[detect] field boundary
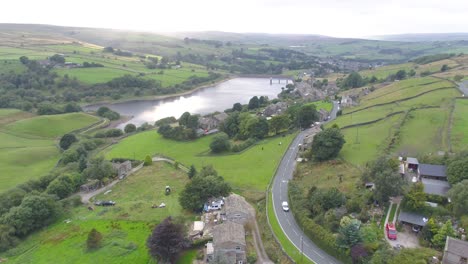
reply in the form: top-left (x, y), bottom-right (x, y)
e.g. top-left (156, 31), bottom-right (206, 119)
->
top-left (344, 86), bottom-right (455, 115)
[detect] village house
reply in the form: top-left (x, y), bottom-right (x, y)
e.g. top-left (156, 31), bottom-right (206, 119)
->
top-left (112, 160), bottom-right (132, 179)
top-left (442, 236), bottom-right (468, 264)
top-left (406, 157), bottom-right (419, 172)
top-left (421, 178), bottom-right (451, 197)
top-left (199, 112), bottom-right (229, 131)
top-left (318, 108), bottom-right (329, 121)
top-left (263, 101), bottom-right (288, 117)
top-left (212, 221), bottom-right (246, 264)
top-left (222, 194), bottom-right (252, 225)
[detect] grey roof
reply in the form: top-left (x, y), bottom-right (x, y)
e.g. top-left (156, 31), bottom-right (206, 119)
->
top-left (213, 221), bottom-right (246, 246)
top-left (421, 178), bottom-right (451, 196)
top-left (444, 237), bottom-right (468, 259)
top-left (224, 194), bottom-right (252, 218)
top-left (398, 211), bottom-right (428, 226)
top-left (419, 164), bottom-right (447, 178)
top-left (407, 157), bottom-right (419, 165)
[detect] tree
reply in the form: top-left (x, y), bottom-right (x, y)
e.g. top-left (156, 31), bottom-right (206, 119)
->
top-left (447, 157), bottom-right (468, 184)
top-left (432, 220), bottom-right (455, 249)
top-left (247, 117), bottom-right (269, 139)
top-left (395, 70), bottom-right (407, 80)
top-left (248, 96), bottom-right (259, 109)
top-left (408, 69), bottom-right (416, 77)
top-left (144, 155), bottom-right (153, 166)
top-left (297, 104), bottom-right (318, 128)
top-left (441, 64), bottom-right (449, 72)
top-left (19, 56), bottom-right (29, 65)
top-left (421, 218), bottom-right (438, 241)
top-left (188, 165), bottom-right (197, 179)
top-left (83, 156), bottom-right (116, 183)
top-left (87, 228), bottom-right (103, 250)
top-left (59, 133), bottom-right (77, 150)
top-left (232, 102), bottom-right (242, 112)
top-left (179, 175), bottom-right (231, 211)
top-left (269, 115), bottom-right (290, 135)
top-left (401, 182), bottom-right (426, 212)
top-left (50, 54), bottom-right (65, 64)
top-left (310, 127), bottom-right (345, 161)
top-left (186, 115), bottom-right (199, 130)
top-left (147, 217), bottom-right (186, 262)
top-left (0, 224), bottom-right (19, 252)
top-left (199, 165), bottom-right (218, 177)
top-left (124, 123), bottom-right (136, 133)
top-left (351, 244), bottom-right (368, 264)
top-left (447, 180), bottom-right (468, 216)
top-left (219, 112), bottom-right (240, 138)
top-left (46, 174), bottom-right (77, 199)
top-left (342, 72), bottom-right (365, 89)
top-left (179, 112), bottom-right (191, 126)
top-left (373, 169), bottom-right (405, 203)
top-left (307, 187), bottom-right (346, 215)
top-left (337, 220), bottom-right (362, 249)
top-left (210, 132), bottom-right (231, 153)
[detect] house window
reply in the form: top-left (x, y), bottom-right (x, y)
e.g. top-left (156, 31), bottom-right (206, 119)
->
top-left (235, 246), bottom-right (241, 250)
top-left (460, 257), bottom-right (467, 264)
top-left (238, 261), bottom-right (243, 264)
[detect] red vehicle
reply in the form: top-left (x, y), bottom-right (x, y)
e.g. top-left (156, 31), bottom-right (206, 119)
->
top-left (386, 223), bottom-right (397, 240)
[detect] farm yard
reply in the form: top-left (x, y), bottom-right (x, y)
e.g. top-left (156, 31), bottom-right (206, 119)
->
top-left (1, 163), bottom-right (192, 264)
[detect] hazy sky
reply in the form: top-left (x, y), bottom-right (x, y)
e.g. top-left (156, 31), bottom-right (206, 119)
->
top-left (2, 0), bottom-right (468, 37)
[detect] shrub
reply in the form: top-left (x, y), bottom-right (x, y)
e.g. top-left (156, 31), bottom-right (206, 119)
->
top-left (144, 155), bottom-right (153, 166)
top-left (87, 228), bottom-right (103, 250)
top-left (124, 123), bottom-right (136, 133)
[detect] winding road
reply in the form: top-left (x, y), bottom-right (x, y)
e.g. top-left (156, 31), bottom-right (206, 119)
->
top-left (271, 101), bottom-right (341, 264)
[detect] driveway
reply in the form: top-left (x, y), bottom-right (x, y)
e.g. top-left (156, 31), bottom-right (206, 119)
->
top-left (271, 101), bottom-right (341, 264)
top-left (383, 200), bottom-right (420, 249)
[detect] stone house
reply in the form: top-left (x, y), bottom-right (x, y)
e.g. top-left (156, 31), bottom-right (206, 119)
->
top-left (80, 179), bottom-right (101, 193)
top-left (212, 221), bottom-right (246, 264)
top-left (199, 112), bottom-right (229, 131)
top-left (263, 102), bottom-right (288, 117)
top-left (318, 108), bottom-right (329, 121)
top-left (222, 194), bottom-right (252, 225)
top-left (112, 160), bottom-right (132, 179)
top-left (442, 236), bottom-right (468, 264)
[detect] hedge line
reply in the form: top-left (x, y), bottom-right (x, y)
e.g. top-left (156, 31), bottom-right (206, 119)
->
top-left (288, 182), bottom-right (352, 263)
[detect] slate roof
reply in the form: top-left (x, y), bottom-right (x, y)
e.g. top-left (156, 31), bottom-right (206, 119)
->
top-left (407, 157), bottom-right (419, 165)
top-left (419, 164), bottom-right (447, 178)
top-left (444, 237), bottom-right (468, 259)
top-left (421, 178), bottom-right (451, 196)
top-left (213, 221), bottom-right (246, 246)
top-left (398, 211), bottom-right (428, 226)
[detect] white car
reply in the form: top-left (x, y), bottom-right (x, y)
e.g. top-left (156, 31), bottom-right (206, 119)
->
top-left (282, 201), bottom-right (289, 212)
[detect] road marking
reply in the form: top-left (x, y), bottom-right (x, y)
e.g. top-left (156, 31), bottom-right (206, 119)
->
top-left (293, 229), bottom-right (298, 236)
top-left (312, 249), bottom-right (324, 259)
top-left (286, 218), bottom-right (291, 226)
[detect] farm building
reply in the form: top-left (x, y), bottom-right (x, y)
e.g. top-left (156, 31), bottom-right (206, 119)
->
top-left (398, 210), bottom-right (428, 228)
top-left (421, 178), bottom-right (451, 196)
top-left (406, 157), bottom-right (419, 172)
top-left (442, 237), bottom-right (468, 264)
top-left (212, 221), bottom-right (246, 264)
top-left (112, 160), bottom-right (132, 179)
top-left (418, 164), bottom-right (447, 181)
top-left (222, 194), bottom-right (252, 225)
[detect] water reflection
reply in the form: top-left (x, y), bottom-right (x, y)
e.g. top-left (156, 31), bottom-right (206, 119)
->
top-left (85, 78), bottom-right (288, 128)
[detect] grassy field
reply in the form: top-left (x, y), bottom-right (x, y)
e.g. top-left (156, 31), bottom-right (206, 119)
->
top-left (451, 99), bottom-right (468, 152)
top-left (295, 161), bottom-right (361, 194)
top-left (360, 63), bottom-right (415, 79)
top-left (0, 112), bottom-right (100, 192)
top-left (310, 101), bottom-right (333, 112)
top-left (339, 114), bottom-right (403, 165)
top-left (104, 131), bottom-right (296, 197)
top-left (394, 107), bottom-right (450, 156)
top-left (1, 163), bottom-right (191, 264)
top-left (4, 112), bottom-right (100, 138)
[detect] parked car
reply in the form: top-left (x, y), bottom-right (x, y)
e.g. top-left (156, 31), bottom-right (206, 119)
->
top-left (386, 223), bottom-right (397, 240)
top-left (95, 200), bottom-right (116, 206)
top-left (282, 201), bottom-right (289, 212)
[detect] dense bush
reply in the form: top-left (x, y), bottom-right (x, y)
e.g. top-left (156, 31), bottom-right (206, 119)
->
top-left (209, 132), bottom-right (230, 153)
top-left (231, 138), bottom-right (257, 152)
top-left (96, 107), bottom-right (120, 120)
top-left (95, 128), bottom-right (123, 138)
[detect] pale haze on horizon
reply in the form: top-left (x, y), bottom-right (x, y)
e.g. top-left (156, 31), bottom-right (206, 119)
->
top-left (2, 0), bottom-right (468, 38)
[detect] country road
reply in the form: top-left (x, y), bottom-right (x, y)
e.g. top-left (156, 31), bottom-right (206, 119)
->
top-left (271, 101), bottom-right (341, 264)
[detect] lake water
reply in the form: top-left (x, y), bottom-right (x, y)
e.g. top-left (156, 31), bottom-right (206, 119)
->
top-left (85, 78), bottom-right (289, 129)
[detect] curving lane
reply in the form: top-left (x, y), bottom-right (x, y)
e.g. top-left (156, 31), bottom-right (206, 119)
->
top-left (271, 101), bottom-right (341, 264)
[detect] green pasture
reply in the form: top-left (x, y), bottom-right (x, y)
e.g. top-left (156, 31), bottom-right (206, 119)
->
top-left (78, 163), bottom-right (192, 222)
top-left (339, 114), bottom-right (403, 165)
top-left (4, 112), bottom-right (100, 138)
top-left (104, 131), bottom-right (296, 196)
top-left (310, 101), bottom-right (333, 112)
top-left (394, 107), bottom-right (450, 156)
top-left (360, 63), bottom-right (415, 79)
top-left (450, 99), bottom-right (468, 152)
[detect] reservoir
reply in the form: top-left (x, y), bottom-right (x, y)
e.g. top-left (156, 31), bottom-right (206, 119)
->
top-left (85, 78), bottom-right (288, 128)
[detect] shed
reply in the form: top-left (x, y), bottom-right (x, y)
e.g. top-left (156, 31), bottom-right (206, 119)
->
top-left (442, 236), bottom-right (468, 264)
top-left (407, 157), bottom-right (419, 171)
top-left (206, 242), bottom-right (214, 262)
top-left (419, 164), bottom-right (447, 181)
top-left (398, 211), bottom-right (428, 227)
top-left (421, 178), bottom-right (451, 196)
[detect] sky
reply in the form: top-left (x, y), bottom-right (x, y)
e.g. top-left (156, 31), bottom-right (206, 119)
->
top-left (1, 0), bottom-right (468, 38)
